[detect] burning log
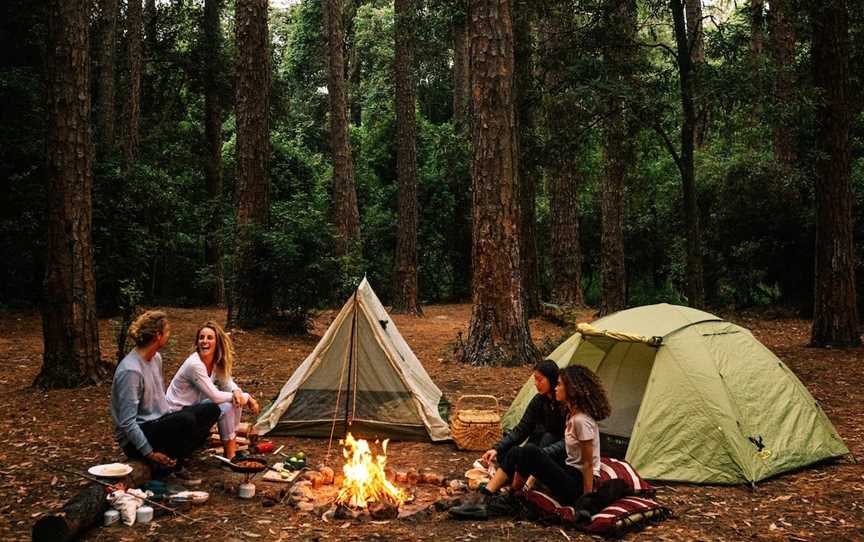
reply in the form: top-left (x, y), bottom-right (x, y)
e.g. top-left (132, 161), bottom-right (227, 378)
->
top-left (336, 433), bottom-right (406, 511)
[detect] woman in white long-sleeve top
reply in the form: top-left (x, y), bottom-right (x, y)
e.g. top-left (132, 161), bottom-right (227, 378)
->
top-left (166, 321), bottom-right (259, 459)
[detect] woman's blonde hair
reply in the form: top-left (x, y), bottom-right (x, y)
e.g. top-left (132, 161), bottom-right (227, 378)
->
top-left (194, 321), bottom-right (235, 381)
top-left (128, 310), bottom-right (168, 347)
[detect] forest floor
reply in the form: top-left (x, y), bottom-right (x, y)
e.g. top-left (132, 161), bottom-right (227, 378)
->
top-left (2, 304), bottom-right (863, 541)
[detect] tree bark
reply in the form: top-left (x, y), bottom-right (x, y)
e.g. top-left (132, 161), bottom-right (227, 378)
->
top-left (685, 0), bottom-right (709, 146)
top-left (324, 0), bottom-right (362, 257)
top-left (513, 0), bottom-right (540, 318)
top-left (685, 0), bottom-right (704, 63)
top-left (751, 0), bottom-right (765, 57)
top-left (462, 0), bottom-right (538, 366)
top-left (543, 7), bottom-right (584, 307)
top-left (671, 0), bottom-right (704, 308)
top-left (392, 0), bottom-right (421, 315)
top-left (450, 4), bottom-right (472, 301)
top-left (346, 0), bottom-right (362, 126)
top-left (37, 0), bottom-right (103, 389)
top-left (548, 168), bottom-right (584, 307)
top-left (95, 0), bottom-right (118, 152)
top-left (452, 7), bottom-right (471, 133)
top-left (810, 0), bottom-right (860, 347)
top-left (124, 0), bottom-right (142, 167)
top-left (768, 0), bottom-right (796, 169)
top-left (599, 0), bottom-right (635, 316)
top-left (230, 0), bottom-right (272, 328)
top-left (204, 0), bottom-right (225, 305)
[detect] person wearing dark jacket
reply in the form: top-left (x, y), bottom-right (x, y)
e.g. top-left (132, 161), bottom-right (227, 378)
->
top-left (480, 360), bottom-right (566, 497)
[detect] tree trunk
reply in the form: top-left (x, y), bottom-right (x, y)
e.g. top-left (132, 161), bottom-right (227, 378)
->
top-left (599, 0), bottom-right (635, 316)
top-left (230, 0), bottom-right (272, 329)
top-left (686, 0), bottom-right (708, 146)
top-left (37, 0), bottom-right (103, 389)
top-left (324, 0), bottom-right (362, 257)
top-left (392, 0), bottom-right (421, 315)
top-left (548, 167), bottom-right (584, 307)
top-left (452, 8), bottom-right (471, 132)
top-left (810, 0), bottom-right (860, 347)
top-left (543, 8), bottom-right (584, 307)
top-left (204, 0), bottom-right (225, 305)
top-left (95, 0), bottom-right (118, 152)
top-left (751, 0), bottom-right (765, 57)
top-left (124, 0), bottom-right (142, 167)
top-left (450, 5), bottom-right (472, 301)
top-left (685, 0), bottom-right (704, 63)
top-left (513, 0), bottom-right (540, 318)
top-left (768, 0), bottom-right (796, 169)
top-left (346, 0), bottom-right (362, 126)
top-left (671, 0), bottom-right (704, 308)
top-left (462, 0), bottom-right (538, 366)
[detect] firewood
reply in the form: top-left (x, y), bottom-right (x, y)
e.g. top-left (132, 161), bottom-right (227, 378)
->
top-left (421, 470), bottom-right (444, 485)
top-left (369, 502), bottom-right (399, 520)
top-left (318, 466), bottom-right (335, 485)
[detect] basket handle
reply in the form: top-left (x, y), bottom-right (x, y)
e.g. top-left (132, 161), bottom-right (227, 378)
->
top-left (455, 394), bottom-right (500, 412)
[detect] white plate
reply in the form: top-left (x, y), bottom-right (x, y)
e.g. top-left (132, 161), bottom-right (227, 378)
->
top-left (169, 490), bottom-right (209, 504)
top-left (88, 463), bottom-right (133, 478)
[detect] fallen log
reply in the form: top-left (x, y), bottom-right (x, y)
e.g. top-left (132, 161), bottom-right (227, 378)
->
top-left (32, 461), bottom-right (152, 542)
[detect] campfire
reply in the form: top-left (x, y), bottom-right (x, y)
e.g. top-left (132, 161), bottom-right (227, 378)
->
top-left (336, 433), bottom-right (406, 511)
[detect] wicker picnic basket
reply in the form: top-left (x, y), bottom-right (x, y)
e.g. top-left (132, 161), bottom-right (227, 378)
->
top-left (451, 394), bottom-right (502, 451)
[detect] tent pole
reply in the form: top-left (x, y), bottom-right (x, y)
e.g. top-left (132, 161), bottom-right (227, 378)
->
top-left (344, 288), bottom-right (359, 436)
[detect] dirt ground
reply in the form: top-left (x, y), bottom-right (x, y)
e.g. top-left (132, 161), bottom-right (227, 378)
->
top-left (2, 304), bottom-right (863, 541)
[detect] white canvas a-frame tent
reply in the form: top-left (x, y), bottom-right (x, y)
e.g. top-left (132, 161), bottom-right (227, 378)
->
top-left (254, 278), bottom-right (451, 441)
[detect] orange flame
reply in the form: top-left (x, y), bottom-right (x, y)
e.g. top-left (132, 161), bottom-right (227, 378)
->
top-left (336, 433), bottom-right (405, 509)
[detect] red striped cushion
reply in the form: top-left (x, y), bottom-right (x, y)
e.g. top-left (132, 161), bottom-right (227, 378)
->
top-left (599, 457), bottom-right (653, 494)
top-left (582, 496), bottom-right (669, 536)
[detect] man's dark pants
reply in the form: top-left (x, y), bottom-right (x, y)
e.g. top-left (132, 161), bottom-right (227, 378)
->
top-left (123, 403), bottom-right (220, 462)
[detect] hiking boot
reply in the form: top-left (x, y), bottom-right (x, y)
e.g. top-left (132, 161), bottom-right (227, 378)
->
top-left (448, 503), bottom-right (489, 520)
top-left (484, 493), bottom-right (519, 518)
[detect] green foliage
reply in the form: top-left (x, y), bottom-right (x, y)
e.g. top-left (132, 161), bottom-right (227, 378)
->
top-left (4, 0), bottom-right (864, 321)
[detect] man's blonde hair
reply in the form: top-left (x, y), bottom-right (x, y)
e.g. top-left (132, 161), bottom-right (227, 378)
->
top-left (128, 310), bottom-right (168, 347)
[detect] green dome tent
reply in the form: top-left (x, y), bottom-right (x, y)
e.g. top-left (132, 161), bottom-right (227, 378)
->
top-left (502, 304), bottom-right (848, 484)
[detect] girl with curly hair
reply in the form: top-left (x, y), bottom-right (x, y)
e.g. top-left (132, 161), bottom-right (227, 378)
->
top-left (507, 365), bottom-right (611, 504)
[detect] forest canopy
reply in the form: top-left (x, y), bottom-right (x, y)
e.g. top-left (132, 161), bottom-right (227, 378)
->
top-left (2, 0), bottom-right (862, 323)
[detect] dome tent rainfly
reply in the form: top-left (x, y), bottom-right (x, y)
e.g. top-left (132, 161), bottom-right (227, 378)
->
top-left (502, 304), bottom-right (849, 484)
top-left (254, 278), bottom-right (451, 441)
